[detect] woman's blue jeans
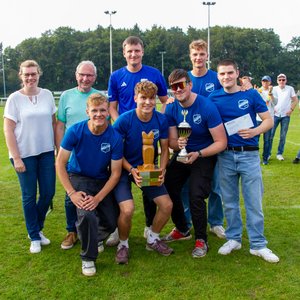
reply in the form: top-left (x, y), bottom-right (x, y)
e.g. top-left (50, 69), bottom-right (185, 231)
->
top-left (12, 151), bottom-right (55, 241)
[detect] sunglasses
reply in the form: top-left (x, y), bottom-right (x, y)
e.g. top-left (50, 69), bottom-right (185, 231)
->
top-left (170, 81), bottom-right (189, 91)
top-left (278, 79), bottom-right (286, 82)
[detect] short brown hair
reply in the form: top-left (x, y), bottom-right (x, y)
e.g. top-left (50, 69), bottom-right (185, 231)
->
top-left (134, 81), bottom-right (158, 99)
top-left (86, 93), bottom-right (109, 108)
top-left (123, 36), bottom-right (144, 49)
top-left (168, 69), bottom-right (190, 85)
top-left (189, 39), bottom-right (208, 52)
top-left (217, 59), bottom-right (239, 71)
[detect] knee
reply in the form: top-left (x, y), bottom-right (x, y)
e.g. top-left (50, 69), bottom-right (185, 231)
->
top-left (119, 204), bottom-right (135, 220)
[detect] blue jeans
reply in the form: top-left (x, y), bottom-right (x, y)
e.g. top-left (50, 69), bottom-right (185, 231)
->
top-left (181, 162), bottom-right (224, 228)
top-left (65, 193), bottom-right (77, 233)
top-left (12, 151), bottom-right (55, 241)
top-left (218, 150), bottom-right (267, 250)
top-left (270, 116), bottom-right (290, 155)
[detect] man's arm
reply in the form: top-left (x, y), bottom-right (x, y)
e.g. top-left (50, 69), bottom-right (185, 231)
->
top-left (109, 101), bottom-right (119, 122)
top-left (168, 126), bottom-right (180, 151)
top-left (158, 95), bottom-right (168, 113)
top-left (288, 95), bottom-right (299, 116)
top-left (55, 120), bottom-right (66, 152)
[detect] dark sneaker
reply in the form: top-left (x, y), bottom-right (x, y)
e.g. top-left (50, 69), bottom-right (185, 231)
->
top-left (61, 232), bottom-right (78, 250)
top-left (192, 239), bottom-right (208, 258)
top-left (162, 228), bottom-right (192, 242)
top-left (115, 245), bottom-right (129, 264)
top-left (293, 157), bottom-right (300, 164)
top-left (146, 239), bottom-right (174, 256)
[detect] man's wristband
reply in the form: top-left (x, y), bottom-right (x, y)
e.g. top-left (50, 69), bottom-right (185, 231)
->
top-left (67, 190), bottom-right (76, 197)
top-left (198, 150), bottom-right (202, 158)
top-left (129, 166), bottom-right (134, 173)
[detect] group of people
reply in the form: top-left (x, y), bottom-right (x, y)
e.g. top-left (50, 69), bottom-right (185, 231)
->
top-left (4, 36), bottom-right (283, 277)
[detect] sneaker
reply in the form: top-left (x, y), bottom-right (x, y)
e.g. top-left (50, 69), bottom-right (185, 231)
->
top-left (267, 155), bottom-right (271, 161)
top-left (250, 248), bottom-right (279, 263)
top-left (192, 239), bottom-right (208, 258)
top-left (276, 154), bottom-right (284, 161)
top-left (115, 245), bottom-right (129, 264)
top-left (82, 261), bottom-right (96, 276)
top-left (293, 157), bottom-right (300, 164)
top-left (162, 228), bottom-right (192, 242)
top-left (106, 228), bottom-right (119, 247)
top-left (218, 240), bottom-right (241, 255)
top-left (98, 241), bottom-right (104, 253)
top-left (144, 226), bottom-right (151, 239)
top-left (39, 231), bottom-right (50, 245)
top-left (146, 239), bottom-right (174, 256)
top-left (210, 225), bottom-right (226, 239)
top-left (262, 160), bottom-right (268, 165)
top-left (30, 241), bottom-right (41, 254)
top-left (61, 232), bottom-right (78, 250)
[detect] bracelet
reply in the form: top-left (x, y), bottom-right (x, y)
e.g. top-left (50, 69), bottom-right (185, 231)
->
top-left (129, 166), bottom-right (134, 173)
top-left (67, 190), bottom-right (76, 197)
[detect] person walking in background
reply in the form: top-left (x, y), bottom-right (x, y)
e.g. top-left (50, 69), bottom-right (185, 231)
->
top-left (106, 36), bottom-right (169, 246)
top-left (56, 93), bottom-right (123, 276)
top-left (210, 59), bottom-right (279, 263)
top-left (3, 60), bottom-right (56, 254)
top-left (163, 69), bottom-right (227, 258)
top-left (269, 73), bottom-right (298, 161)
top-left (55, 61), bottom-right (100, 250)
top-left (255, 75), bottom-right (277, 165)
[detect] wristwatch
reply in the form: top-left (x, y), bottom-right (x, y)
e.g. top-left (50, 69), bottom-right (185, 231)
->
top-left (198, 150), bottom-right (202, 158)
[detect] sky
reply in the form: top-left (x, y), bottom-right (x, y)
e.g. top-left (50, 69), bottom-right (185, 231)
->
top-left (1, 0), bottom-right (299, 49)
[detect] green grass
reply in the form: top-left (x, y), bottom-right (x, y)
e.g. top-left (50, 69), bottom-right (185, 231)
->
top-left (0, 106), bottom-right (300, 299)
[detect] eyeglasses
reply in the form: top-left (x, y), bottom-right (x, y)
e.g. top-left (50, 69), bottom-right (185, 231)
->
top-left (23, 72), bottom-right (38, 78)
top-left (77, 73), bottom-right (95, 78)
top-left (278, 79), bottom-right (286, 82)
top-left (170, 81), bottom-right (189, 92)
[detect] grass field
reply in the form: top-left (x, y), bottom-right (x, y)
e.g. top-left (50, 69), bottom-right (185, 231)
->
top-left (0, 106), bottom-right (299, 299)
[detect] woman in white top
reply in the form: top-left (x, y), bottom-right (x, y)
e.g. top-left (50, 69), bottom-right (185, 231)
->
top-left (3, 60), bottom-right (56, 254)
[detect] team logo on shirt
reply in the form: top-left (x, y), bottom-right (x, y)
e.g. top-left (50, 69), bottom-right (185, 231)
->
top-left (205, 83), bottom-right (215, 93)
top-left (238, 99), bottom-right (249, 110)
top-left (193, 114), bottom-right (202, 124)
top-left (101, 143), bottom-right (111, 153)
top-left (151, 129), bottom-right (160, 139)
top-left (141, 78), bottom-right (148, 82)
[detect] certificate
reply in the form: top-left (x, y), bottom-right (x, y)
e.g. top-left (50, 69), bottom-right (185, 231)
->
top-left (224, 113), bottom-right (254, 136)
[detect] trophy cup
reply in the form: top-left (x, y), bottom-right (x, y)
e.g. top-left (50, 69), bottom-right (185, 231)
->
top-left (137, 131), bottom-right (162, 186)
top-left (177, 110), bottom-right (192, 163)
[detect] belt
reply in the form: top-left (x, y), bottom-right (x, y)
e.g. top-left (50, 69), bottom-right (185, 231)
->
top-left (226, 146), bottom-right (259, 151)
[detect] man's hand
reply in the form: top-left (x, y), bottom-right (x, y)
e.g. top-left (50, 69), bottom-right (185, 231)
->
top-left (70, 191), bottom-right (87, 209)
top-left (82, 195), bottom-right (101, 211)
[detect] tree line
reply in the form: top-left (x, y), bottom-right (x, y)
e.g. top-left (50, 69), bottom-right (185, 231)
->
top-left (1, 24), bottom-right (300, 96)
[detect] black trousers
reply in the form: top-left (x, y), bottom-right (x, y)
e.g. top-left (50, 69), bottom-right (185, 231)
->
top-left (164, 154), bottom-right (217, 242)
top-left (69, 173), bottom-right (119, 261)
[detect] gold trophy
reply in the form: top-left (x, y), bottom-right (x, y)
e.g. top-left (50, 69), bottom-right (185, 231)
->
top-left (137, 131), bottom-right (162, 186)
top-left (177, 110), bottom-right (192, 163)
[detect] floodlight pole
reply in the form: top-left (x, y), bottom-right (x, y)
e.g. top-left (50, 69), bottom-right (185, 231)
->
top-left (159, 51), bottom-right (166, 77)
top-left (202, 2), bottom-right (216, 69)
top-left (104, 11), bottom-right (117, 74)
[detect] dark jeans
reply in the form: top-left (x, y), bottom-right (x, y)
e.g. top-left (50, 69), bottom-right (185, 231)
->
top-left (142, 193), bottom-right (156, 227)
top-left (12, 151), bottom-right (55, 241)
top-left (69, 174), bottom-right (119, 261)
top-left (270, 116), bottom-right (290, 155)
top-left (164, 154), bottom-right (217, 242)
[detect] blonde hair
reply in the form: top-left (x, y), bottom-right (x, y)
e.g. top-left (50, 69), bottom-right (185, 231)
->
top-left (189, 40), bottom-right (208, 52)
top-left (19, 60), bottom-right (42, 76)
top-left (86, 93), bottom-right (109, 108)
top-left (134, 81), bottom-right (158, 98)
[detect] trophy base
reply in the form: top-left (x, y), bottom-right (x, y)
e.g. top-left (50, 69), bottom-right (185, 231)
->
top-left (176, 155), bottom-right (188, 163)
top-left (137, 167), bottom-right (162, 187)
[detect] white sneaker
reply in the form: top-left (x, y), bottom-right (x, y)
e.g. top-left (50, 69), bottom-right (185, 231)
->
top-left (39, 231), bottom-right (50, 245)
top-left (276, 154), bottom-right (284, 161)
top-left (210, 226), bottom-right (226, 239)
top-left (218, 240), bottom-right (241, 255)
top-left (30, 241), bottom-right (41, 254)
top-left (144, 226), bottom-right (151, 239)
top-left (82, 261), bottom-right (96, 276)
top-left (98, 241), bottom-right (104, 253)
top-left (250, 247), bottom-right (279, 263)
top-left (105, 228), bottom-right (119, 247)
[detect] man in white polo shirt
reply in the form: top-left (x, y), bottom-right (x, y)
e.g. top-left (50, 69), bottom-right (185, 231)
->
top-left (269, 73), bottom-right (298, 161)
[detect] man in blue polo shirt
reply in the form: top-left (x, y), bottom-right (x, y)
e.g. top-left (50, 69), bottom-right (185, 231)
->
top-left (163, 69), bottom-right (227, 258)
top-left (209, 59), bottom-right (279, 263)
top-left (56, 93), bottom-right (123, 276)
top-left (112, 81), bottom-right (173, 265)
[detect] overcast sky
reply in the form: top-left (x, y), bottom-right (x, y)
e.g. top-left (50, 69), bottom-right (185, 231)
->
top-left (1, 0), bottom-right (299, 48)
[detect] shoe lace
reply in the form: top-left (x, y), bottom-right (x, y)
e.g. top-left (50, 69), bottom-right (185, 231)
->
top-left (195, 240), bottom-right (205, 248)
